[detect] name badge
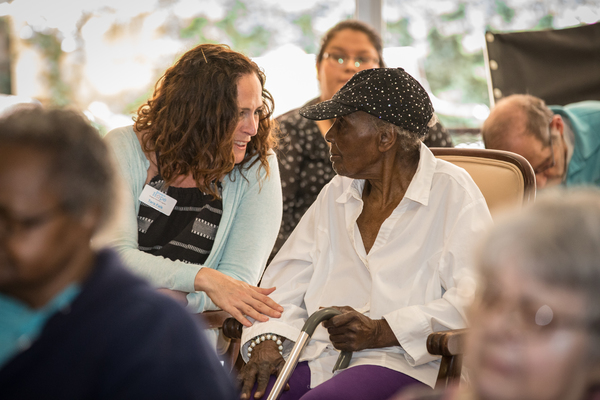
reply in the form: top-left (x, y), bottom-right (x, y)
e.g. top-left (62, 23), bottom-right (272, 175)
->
top-left (139, 185), bottom-right (177, 216)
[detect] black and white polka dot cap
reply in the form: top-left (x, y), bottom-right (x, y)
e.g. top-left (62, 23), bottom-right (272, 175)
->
top-left (300, 67), bottom-right (434, 137)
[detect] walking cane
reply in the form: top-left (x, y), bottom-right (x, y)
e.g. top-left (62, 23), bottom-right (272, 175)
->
top-left (266, 307), bottom-right (353, 400)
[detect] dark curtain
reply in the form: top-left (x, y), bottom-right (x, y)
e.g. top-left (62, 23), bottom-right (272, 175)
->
top-left (486, 23), bottom-right (600, 106)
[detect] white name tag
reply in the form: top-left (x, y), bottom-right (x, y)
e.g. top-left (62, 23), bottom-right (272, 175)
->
top-left (139, 185), bottom-right (177, 216)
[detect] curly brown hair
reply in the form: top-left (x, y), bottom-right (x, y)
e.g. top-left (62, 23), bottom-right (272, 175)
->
top-left (134, 44), bottom-right (276, 198)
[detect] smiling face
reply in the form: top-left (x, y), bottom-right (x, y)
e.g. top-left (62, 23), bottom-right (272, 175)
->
top-left (466, 264), bottom-right (595, 400)
top-left (317, 29), bottom-right (381, 102)
top-left (232, 73), bottom-right (263, 164)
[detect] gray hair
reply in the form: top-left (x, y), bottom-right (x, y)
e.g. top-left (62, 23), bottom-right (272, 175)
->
top-left (482, 94), bottom-right (554, 148)
top-left (370, 113), bottom-right (438, 153)
top-left (0, 108), bottom-right (115, 228)
top-left (477, 189), bottom-right (600, 346)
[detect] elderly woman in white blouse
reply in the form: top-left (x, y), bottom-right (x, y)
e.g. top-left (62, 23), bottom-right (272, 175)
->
top-left (237, 68), bottom-right (492, 400)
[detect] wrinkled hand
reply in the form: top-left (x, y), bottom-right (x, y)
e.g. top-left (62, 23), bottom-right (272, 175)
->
top-left (322, 306), bottom-right (399, 351)
top-left (238, 340), bottom-right (288, 399)
top-left (194, 268), bottom-right (283, 327)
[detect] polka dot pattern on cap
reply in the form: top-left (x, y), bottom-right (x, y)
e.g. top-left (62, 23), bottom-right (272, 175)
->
top-left (300, 67), bottom-right (434, 137)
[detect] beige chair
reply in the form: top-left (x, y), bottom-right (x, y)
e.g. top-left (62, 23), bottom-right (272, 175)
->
top-left (427, 147), bottom-right (536, 389)
top-left (432, 147), bottom-right (536, 218)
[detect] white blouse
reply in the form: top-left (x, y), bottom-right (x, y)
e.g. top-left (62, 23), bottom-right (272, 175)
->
top-left (242, 143), bottom-right (492, 388)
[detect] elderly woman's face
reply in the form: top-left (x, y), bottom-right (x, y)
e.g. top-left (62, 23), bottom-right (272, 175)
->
top-left (0, 146), bottom-right (94, 307)
top-left (325, 111), bottom-right (382, 178)
top-left (465, 263), bottom-right (596, 400)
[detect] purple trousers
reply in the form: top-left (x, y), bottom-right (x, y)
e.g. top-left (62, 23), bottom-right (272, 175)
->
top-left (250, 361), bottom-right (429, 400)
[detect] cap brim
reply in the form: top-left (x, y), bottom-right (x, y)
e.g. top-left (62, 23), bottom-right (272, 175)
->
top-left (299, 99), bottom-right (359, 121)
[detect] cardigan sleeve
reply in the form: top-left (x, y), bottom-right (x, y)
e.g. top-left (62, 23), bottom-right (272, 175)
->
top-left (103, 127), bottom-right (200, 293)
top-left (185, 153), bottom-right (283, 312)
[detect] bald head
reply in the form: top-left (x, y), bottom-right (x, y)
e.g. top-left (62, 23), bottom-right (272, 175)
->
top-left (482, 94), bottom-right (554, 150)
top-left (482, 94), bottom-right (570, 189)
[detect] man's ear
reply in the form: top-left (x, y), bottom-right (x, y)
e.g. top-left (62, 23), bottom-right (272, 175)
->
top-left (378, 125), bottom-right (397, 152)
top-left (552, 114), bottom-right (565, 137)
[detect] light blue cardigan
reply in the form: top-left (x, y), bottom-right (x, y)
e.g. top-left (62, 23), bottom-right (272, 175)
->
top-left (104, 126), bottom-right (282, 313)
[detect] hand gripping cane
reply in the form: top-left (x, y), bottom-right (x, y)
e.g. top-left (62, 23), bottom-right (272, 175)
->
top-left (266, 307), bottom-right (353, 400)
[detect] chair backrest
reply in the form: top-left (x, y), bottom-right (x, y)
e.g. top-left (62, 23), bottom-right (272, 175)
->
top-left (431, 147), bottom-right (536, 218)
top-left (427, 148), bottom-right (535, 388)
top-left (484, 23), bottom-right (600, 107)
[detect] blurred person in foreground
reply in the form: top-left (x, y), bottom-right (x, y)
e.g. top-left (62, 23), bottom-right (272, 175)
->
top-left (0, 108), bottom-right (238, 399)
top-left (272, 20), bottom-right (453, 259)
top-left (237, 67), bottom-right (492, 400)
top-left (104, 44), bottom-right (283, 333)
top-left (482, 94), bottom-right (600, 190)
top-left (394, 189), bottom-right (600, 400)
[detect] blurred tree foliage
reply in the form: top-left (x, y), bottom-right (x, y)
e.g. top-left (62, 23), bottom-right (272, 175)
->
top-left (0, 17), bottom-right (11, 94)
top-left (180, 16), bottom-right (212, 43)
top-left (17, 0), bottom-right (598, 127)
top-left (386, 18), bottom-right (413, 47)
top-left (423, 2), bottom-right (488, 108)
top-left (441, 3), bottom-right (467, 22)
top-left (494, 0), bottom-right (515, 23)
top-left (181, 0), bottom-right (271, 56)
top-left (26, 30), bottom-right (71, 106)
top-left (424, 28), bottom-right (488, 103)
top-left (535, 14), bottom-right (554, 30)
top-left (294, 14), bottom-right (319, 55)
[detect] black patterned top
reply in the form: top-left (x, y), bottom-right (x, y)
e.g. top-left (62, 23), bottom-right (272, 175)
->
top-left (137, 175), bottom-right (223, 265)
top-left (271, 97), bottom-right (453, 259)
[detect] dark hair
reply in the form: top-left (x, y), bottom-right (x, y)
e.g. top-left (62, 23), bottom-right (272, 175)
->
top-left (134, 44), bottom-right (277, 198)
top-left (316, 20), bottom-right (385, 68)
top-left (0, 107), bottom-right (114, 224)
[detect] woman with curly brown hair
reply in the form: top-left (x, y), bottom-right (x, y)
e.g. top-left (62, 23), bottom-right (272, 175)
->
top-left (104, 44), bottom-right (283, 330)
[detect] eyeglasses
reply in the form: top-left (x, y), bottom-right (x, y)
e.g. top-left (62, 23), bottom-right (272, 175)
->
top-left (473, 284), bottom-right (600, 339)
top-left (476, 288), bottom-right (596, 338)
top-left (0, 204), bottom-right (66, 237)
top-left (533, 122), bottom-right (556, 175)
top-left (322, 52), bottom-right (379, 69)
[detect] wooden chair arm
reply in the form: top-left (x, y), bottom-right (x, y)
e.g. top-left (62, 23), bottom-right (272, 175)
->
top-left (197, 311), bottom-right (243, 372)
top-left (197, 310), bottom-right (242, 339)
top-left (427, 329), bottom-right (468, 389)
top-left (427, 328), bottom-right (467, 357)
top-left (223, 317), bottom-right (243, 339)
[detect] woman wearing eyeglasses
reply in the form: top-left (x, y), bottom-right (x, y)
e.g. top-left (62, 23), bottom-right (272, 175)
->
top-left (272, 20), bottom-right (453, 259)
